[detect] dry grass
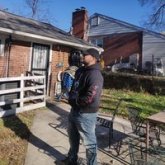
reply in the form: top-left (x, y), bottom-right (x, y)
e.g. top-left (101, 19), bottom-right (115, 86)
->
top-left (0, 110), bottom-right (36, 165)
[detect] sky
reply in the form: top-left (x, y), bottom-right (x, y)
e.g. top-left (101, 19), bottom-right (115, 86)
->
top-left (0, 0), bottom-right (152, 32)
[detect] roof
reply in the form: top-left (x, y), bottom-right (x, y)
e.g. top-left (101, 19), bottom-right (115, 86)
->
top-left (0, 10), bottom-right (102, 51)
top-left (89, 13), bottom-right (165, 40)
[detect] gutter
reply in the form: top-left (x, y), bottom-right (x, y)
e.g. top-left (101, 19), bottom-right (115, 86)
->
top-left (0, 27), bottom-right (103, 52)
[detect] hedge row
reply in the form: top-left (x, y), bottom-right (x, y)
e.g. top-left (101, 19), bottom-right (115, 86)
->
top-left (102, 71), bottom-right (165, 95)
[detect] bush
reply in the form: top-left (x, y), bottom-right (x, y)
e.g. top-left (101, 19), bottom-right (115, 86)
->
top-left (102, 71), bottom-right (165, 95)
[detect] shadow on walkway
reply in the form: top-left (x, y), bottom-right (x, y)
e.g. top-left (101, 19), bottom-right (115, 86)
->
top-left (47, 102), bottom-right (69, 137)
top-left (1, 101), bottom-right (132, 165)
top-left (2, 110), bottom-right (65, 162)
top-left (47, 101), bottom-right (131, 165)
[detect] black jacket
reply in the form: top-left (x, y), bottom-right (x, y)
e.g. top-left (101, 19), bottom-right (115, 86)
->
top-left (68, 63), bottom-right (103, 113)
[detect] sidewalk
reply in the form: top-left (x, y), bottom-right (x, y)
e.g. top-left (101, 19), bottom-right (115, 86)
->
top-left (24, 101), bottom-right (132, 165)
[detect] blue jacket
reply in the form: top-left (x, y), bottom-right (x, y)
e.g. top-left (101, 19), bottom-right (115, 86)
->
top-left (69, 63), bottom-right (103, 113)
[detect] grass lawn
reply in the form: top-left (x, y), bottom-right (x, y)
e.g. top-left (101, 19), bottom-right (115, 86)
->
top-left (0, 110), bottom-right (36, 165)
top-left (101, 89), bottom-right (165, 118)
top-left (0, 89), bottom-right (164, 165)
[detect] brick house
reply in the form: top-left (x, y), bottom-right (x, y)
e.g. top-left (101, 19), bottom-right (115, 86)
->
top-left (72, 8), bottom-right (165, 74)
top-left (0, 10), bottom-right (102, 99)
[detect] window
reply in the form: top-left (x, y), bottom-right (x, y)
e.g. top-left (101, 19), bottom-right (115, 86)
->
top-left (0, 38), bottom-right (5, 56)
top-left (0, 39), bottom-right (1, 54)
top-left (90, 17), bottom-right (100, 26)
top-left (90, 39), bottom-right (97, 45)
top-left (89, 38), bottom-right (103, 48)
top-left (32, 43), bottom-right (50, 72)
top-left (97, 39), bottom-right (103, 48)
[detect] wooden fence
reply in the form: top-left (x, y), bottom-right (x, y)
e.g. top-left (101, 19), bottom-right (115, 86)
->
top-left (0, 74), bottom-right (46, 117)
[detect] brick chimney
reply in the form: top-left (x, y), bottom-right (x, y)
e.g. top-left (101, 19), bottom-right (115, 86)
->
top-left (72, 7), bottom-right (88, 41)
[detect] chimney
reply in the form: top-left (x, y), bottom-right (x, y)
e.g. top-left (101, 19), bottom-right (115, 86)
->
top-left (72, 7), bottom-right (88, 41)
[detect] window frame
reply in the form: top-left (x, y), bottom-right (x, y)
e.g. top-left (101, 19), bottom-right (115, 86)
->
top-left (97, 38), bottom-right (103, 48)
top-left (90, 17), bottom-right (100, 27)
top-left (89, 38), bottom-right (103, 48)
top-left (0, 38), bottom-right (5, 56)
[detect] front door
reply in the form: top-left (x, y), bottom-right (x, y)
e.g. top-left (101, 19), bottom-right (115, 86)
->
top-left (31, 43), bottom-right (50, 92)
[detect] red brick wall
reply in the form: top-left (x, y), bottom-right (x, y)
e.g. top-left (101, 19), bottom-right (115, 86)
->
top-left (103, 32), bottom-right (142, 68)
top-left (9, 40), bottom-right (31, 77)
top-left (49, 45), bottom-right (70, 99)
top-left (72, 9), bottom-right (88, 41)
top-left (0, 39), bottom-right (71, 100)
top-left (0, 56), bottom-right (7, 77)
top-left (0, 40), bottom-right (31, 77)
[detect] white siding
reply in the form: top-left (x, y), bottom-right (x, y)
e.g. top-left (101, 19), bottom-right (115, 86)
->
top-left (88, 15), bottom-right (165, 73)
top-left (142, 33), bottom-right (165, 70)
top-left (88, 17), bottom-right (138, 37)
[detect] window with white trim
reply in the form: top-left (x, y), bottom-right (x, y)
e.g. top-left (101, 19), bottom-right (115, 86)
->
top-left (90, 39), bottom-right (97, 45)
top-left (90, 38), bottom-right (103, 48)
top-left (97, 39), bottom-right (103, 48)
top-left (90, 17), bottom-right (100, 26)
top-left (0, 38), bottom-right (5, 56)
top-left (0, 40), bottom-right (1, 54)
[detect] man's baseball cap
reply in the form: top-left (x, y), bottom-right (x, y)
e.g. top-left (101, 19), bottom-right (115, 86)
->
top-left (82, 48), bottom-right (100, 61)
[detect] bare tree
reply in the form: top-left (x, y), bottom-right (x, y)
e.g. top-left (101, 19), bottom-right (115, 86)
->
top-left (24, 0), bottom-right (57, 24)
top-left (25, 0), bottom-right (40, 18)
top-left (138, 0), bottom-right (165, 31)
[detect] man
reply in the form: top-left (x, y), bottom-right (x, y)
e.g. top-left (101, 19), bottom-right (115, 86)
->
top-left (62, 48), bottom-right (103, 165)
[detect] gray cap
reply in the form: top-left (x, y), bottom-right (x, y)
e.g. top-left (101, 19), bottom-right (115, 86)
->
top-left (82, 48), bottom-right (100, 61)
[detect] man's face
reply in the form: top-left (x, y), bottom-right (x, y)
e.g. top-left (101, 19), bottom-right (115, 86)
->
top-left (82, 54), bottom-right (96, 66)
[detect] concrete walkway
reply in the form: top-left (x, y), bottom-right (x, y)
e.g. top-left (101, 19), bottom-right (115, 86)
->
top-left (24, 101), bottom-right (134, 165)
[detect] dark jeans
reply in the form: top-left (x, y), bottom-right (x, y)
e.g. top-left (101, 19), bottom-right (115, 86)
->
top-left (67, 109), bottom-right (98, 165)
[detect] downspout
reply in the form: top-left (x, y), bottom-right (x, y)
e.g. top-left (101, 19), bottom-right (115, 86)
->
top-left (5, 35), bottom-right (12, 77)
top-left (138, 32), bottom-right (143, 71)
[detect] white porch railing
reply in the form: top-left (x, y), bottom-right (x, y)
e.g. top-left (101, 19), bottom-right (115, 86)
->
top-left (0, 74), bottom-right (46, 117)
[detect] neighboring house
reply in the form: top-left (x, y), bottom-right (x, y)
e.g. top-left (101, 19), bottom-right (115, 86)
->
top-left (72, 8), bottom-right (165, 75)
top-left (0, 10), bottom-right (101, 99)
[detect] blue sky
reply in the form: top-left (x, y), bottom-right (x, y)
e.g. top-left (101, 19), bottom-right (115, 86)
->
top-left (0, 0), bottom-right (151, 31)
